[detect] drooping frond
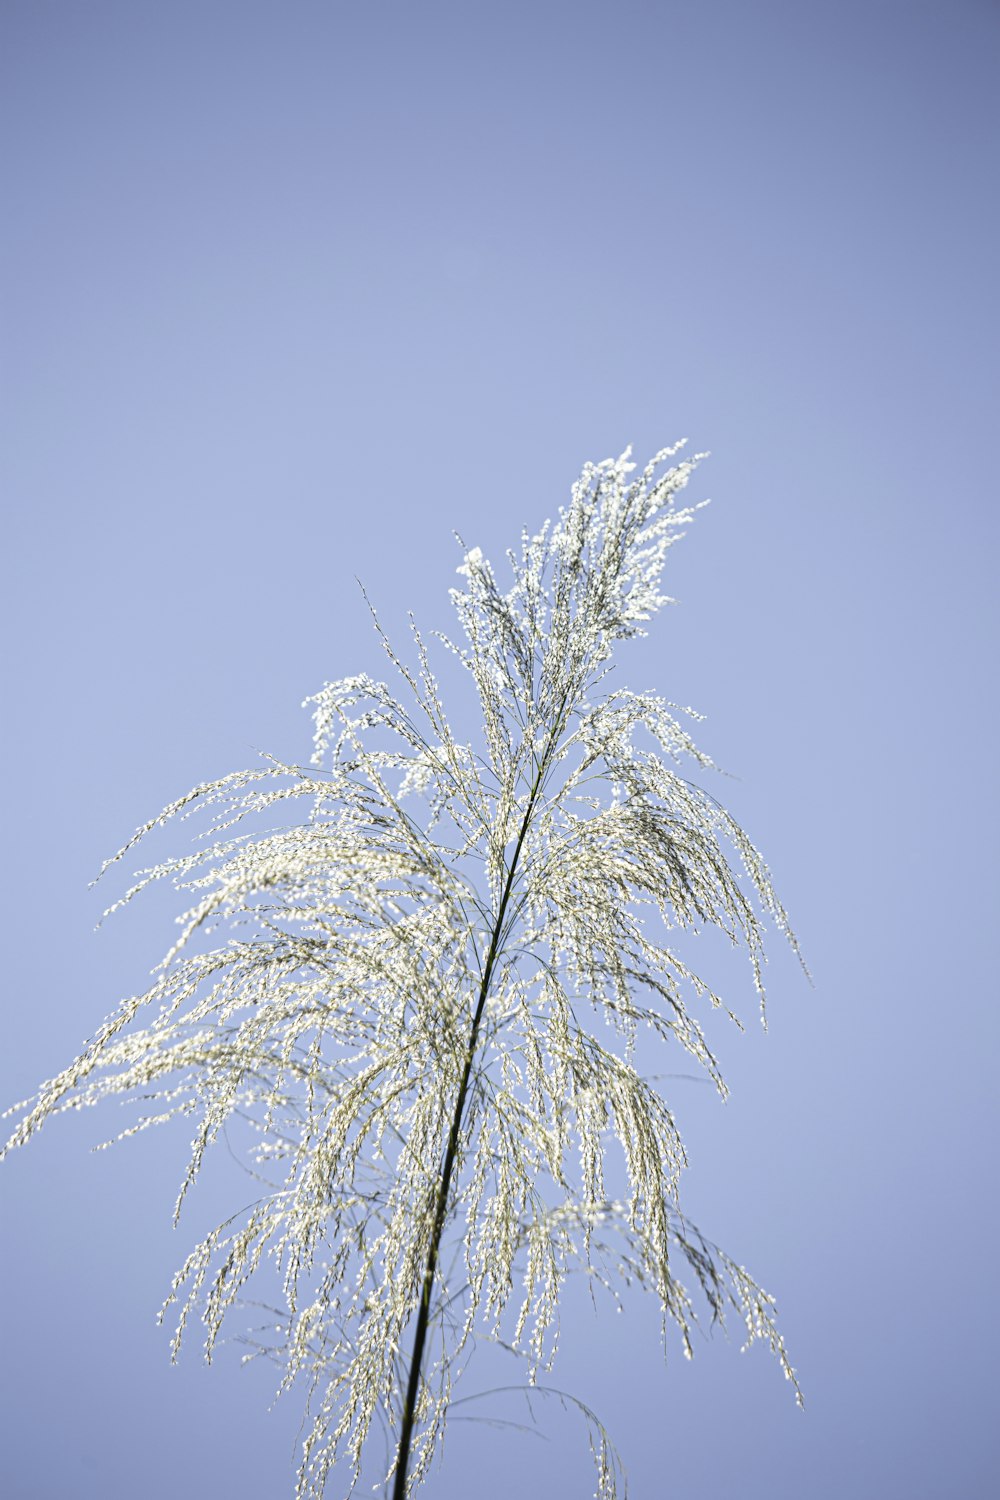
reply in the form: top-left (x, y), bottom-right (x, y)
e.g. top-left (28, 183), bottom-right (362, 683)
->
top-left (3, 443), bottom-right (803, 1500)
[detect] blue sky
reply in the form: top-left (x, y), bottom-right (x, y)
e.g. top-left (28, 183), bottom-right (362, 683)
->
top-left (2, 2), bottom-right (998, 1497)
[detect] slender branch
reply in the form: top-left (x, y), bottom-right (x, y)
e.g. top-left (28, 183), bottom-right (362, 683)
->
top-left (391, 716), bottom-right (564, 1498)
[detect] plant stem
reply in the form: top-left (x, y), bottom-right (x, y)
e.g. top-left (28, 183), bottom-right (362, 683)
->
top-left (391, 748), bottom-right (551, 1499)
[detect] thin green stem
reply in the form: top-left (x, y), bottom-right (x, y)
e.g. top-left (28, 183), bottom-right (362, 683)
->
top-left (391, 708), bottom-right (567, 1499)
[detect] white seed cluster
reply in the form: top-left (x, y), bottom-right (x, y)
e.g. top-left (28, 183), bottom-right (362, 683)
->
top-left (3, 444), bottom-right (803, 1499)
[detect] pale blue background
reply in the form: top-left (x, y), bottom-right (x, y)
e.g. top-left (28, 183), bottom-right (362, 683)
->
top-left (2, 2), bottom-right (998, 1497)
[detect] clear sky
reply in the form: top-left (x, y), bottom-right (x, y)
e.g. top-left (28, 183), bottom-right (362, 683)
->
top-left (2, 2), bottom-right (998, 1497)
